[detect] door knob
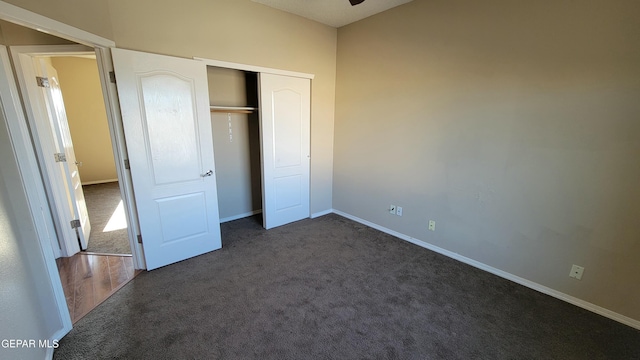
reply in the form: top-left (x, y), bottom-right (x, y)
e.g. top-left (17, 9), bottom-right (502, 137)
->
top-left (201, 170), bottom-right (213, 177)
top-left (75, 161), bottom-right (83, 166)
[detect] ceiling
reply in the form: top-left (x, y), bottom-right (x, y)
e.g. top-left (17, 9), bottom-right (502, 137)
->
top-left (252, 0), bottom-right (414, 28)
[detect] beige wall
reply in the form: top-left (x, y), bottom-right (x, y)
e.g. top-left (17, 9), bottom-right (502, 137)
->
top-left (51, 56), bottom-right (117, 184)
top-left (6, 0), bottom-right (636, 324)
top-left (5, 0), bottom-right (337, 214)
top-left (208, 67), bottom-right (261, 220)
top-left (107, 0), bottom-right (337, 215)
top-left (0, 21), bottom-right (111, 184)
top-left (334, 0), bottom-right (640, 321)
top-left (3, 0), bottom-right (113, 40)
top-left (0, 19), bottom-right (74, 45)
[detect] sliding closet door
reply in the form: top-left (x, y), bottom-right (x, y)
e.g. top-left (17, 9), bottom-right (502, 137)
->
top-left (259, 73), bottom-right (310, 229)
top-left (112, 48), bottom-right (221, 270)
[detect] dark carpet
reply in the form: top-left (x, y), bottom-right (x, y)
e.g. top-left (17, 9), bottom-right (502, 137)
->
top-left (82, 182), bottom-right (131, 254)
top-left (54, 214), bottom-right (639, 359)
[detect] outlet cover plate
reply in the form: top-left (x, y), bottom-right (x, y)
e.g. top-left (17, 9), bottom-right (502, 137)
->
top-left (569, 265), bottom-right (584, 280)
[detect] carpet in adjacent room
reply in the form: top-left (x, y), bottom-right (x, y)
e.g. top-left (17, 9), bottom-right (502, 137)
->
top-left (82, 182), bottom-right (131, 255)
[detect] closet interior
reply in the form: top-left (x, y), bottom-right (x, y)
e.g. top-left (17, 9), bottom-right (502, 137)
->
top-left (207, 66), bottom-right (262, 223)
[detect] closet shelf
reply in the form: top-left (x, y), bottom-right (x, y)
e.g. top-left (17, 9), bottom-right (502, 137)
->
top-left (210, 106), bottom-right (257, 114)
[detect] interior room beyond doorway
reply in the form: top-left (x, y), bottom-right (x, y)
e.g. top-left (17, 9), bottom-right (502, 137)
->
top-left (51, 55), bottom-right (131, 255)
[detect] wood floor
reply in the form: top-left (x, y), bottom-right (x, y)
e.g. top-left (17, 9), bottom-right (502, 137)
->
top-left (56, 253), bottom-right (140, 323)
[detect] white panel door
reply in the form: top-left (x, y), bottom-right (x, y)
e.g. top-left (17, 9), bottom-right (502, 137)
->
top-left (37, 59), bottom-right (91, 249)
top-left (259, 73), bottom-right (310, 229)
top-left (112, 48), bottom-right (221, 270)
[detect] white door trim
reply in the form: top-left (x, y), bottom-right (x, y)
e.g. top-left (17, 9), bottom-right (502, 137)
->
top-left (8, 45), bottom-right (144, 267)
top-left (0, 45), bottom-right (73, 347)
top-left (10, 45), bottom-right (89, 257)
top-left (0, 3), bottom-right (144, 269)
top-left (194, 57), bottom-right (315, 80)
top-left (94, 46), bottom-right (146, 269)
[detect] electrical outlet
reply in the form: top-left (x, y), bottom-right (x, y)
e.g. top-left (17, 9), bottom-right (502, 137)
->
top-left (428, 220), bottom-right (436, 231)
top-left (389, 205), bottom-right (396, 215)
top-left (569, 265), bottom-right (584, 280)
top-left (396, 206), bottom-right (403, 216)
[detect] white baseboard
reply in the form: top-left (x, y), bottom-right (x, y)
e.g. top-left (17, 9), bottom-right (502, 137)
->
top-left (220, 210), bottom-right (262, 223)
top-left (81, 178), bottom-right (118, 185)
top-left (332, 209), bottom-right (640, 330)
top-left (46, 325), bottom-right (68, 359)
top-left (311, 208), bottom-right (333, 218)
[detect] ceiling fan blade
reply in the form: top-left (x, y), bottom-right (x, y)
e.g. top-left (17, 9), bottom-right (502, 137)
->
top-left (349, 0), bottom-right (365, 5)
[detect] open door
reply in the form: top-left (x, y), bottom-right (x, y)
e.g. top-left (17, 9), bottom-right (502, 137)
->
top-left (11, 46), bottom-right (97, 256)
top-left (259, 73), bottom-right (311, 229)
top-left (111, 48), bottom-right (221, 270)
top-left (36, 58), bottom-right (91, 249)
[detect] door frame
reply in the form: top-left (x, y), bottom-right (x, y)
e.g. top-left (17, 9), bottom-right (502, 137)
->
top-left (3, 45), bottom-right (144, 266)
top-left (194, 57), bottom-right (315, 80)
top-left (195, 57), bottom-right (314, 229)
top-left (9, 44), bottom-right (144, 265)
top-left (0, 0), bottom-right (145, 346)
top-left (0, 44), bottom-right (73, 351)
top-left (0, 5), bottom-right (145, 260)
top-left (11, 45), bottom-right (92, 257)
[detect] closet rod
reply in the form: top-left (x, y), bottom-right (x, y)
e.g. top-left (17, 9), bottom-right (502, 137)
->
top-left (210, 106), bottom-right (257, 114)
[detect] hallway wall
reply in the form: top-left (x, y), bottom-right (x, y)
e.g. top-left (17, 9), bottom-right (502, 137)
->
top-left (52, 56), bottom-right (117, 184)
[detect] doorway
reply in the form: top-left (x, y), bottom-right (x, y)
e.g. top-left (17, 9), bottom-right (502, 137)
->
top-left (0, 5), bottom-right (143, 341)
top-left (12, 47), bottom-right (132, 257)
top-left (8, 41), bottom-right (138, 323)
top-left (13, 48), bottom-right (136, 322)
top-left (49, 54), bottom-right (131, 256)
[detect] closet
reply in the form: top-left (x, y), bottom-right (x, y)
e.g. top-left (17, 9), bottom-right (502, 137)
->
top-left (112, 47), bottom-right (312, 269)
top-left (207, 67), bottom-right (262, 223)
top-left (206, 65), bottom-right (312, 230)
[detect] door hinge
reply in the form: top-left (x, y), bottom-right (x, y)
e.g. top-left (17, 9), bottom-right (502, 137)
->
top-left (109, 71), bottom-right (116, 84)
top-left (70, 219), bottom-right (81, 229)
top-left (54, 153), bottom-right (67, 162)
top-left (36, 76), bottom-right (50, 88)
top-left (137, 234), bottom-right (143, 244)
top-left (124, 159), bottom-right (130, 169)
